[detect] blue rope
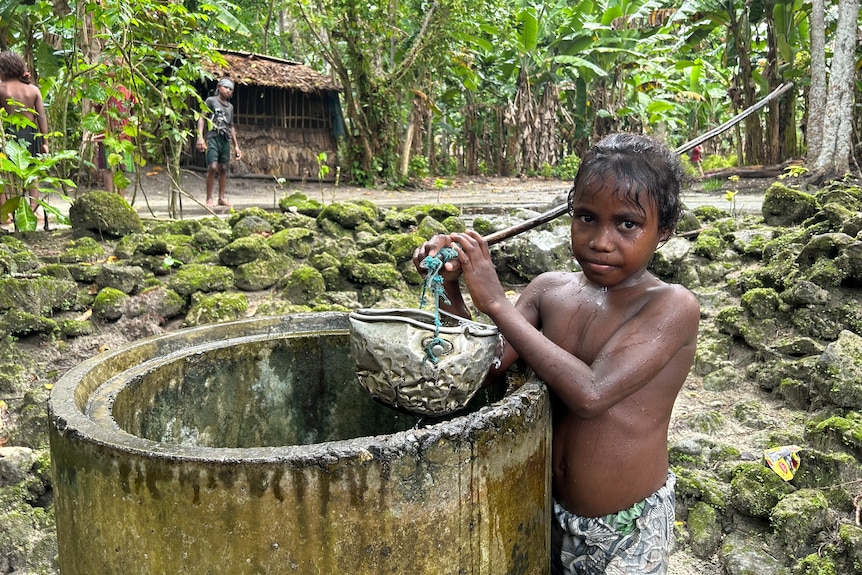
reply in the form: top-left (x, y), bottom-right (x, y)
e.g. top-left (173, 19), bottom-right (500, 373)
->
top-left (419, 246), bottom-right (458, 364)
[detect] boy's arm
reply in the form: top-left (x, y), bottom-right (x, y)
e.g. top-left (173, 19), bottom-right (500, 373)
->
top-left (452, 230), bottom-right (699, 418)
top-left (231, 126), bottom-right (241, 159)
top-left (196, 116), bottom-right (207, 151)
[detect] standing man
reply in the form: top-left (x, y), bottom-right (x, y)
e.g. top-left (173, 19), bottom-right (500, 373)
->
top-left (0, 51), bottom-right (49, 222)
top-left (196, 78), bottom-right (241, 209)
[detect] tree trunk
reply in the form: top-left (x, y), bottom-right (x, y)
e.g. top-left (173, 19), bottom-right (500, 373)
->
top-left (810, 0), bottom-right (858, 179)
top-left (806, 0), bottom-right (827, 161)
top-left (765, 14), bottom-right (781, 164)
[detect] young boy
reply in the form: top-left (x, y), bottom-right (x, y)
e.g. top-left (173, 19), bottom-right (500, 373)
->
top-left (196, 78), bottom-right (242, 209)
top-left (414, 133), bottom-right (699, 574)
top-left (0, 51), bottom-right (49, 223)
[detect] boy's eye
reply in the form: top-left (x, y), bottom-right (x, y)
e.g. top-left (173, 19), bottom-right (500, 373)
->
top-left (578, 214), bottom-right (594, 223)
top-left (622, 221), bottom-right (637, 229)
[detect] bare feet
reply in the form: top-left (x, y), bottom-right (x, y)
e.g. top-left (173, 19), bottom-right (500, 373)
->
top-left (217, 199), bottom-right (232, 208)
top-left (206, 199), bottom-right (214, 209)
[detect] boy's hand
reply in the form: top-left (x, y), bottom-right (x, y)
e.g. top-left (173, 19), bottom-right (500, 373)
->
top-left (448, 231), bottom-right (508, 315)
top-left (413, 234), bottom-right (463, 282)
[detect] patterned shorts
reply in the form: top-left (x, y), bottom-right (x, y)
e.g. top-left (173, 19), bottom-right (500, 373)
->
top-left (551, 472), bottom-right (676, 575)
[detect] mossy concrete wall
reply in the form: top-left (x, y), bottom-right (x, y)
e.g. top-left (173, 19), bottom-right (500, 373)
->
top-left (49, 313), bottom-right (551, 574)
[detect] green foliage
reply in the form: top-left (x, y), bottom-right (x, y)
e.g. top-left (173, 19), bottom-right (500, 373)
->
top-left (0, 139), bottom-right (77, 233)
top-left (554, 154), bottom-right (581, 181)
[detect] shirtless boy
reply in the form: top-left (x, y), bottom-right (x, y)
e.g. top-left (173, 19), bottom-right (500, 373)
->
top-left (414, 133), bottom-right (699, 574)
top-left (0, 51), bottom-right (49, 222)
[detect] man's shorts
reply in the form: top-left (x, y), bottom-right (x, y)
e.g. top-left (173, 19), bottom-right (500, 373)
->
top-left (551, 472), bottom-right (676, 575)
top-left (7, 125), bottom-right (43, 155)
top-left (206, 134), bottom-right (231, 166)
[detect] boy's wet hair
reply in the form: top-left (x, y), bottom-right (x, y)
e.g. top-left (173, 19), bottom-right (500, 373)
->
top-left (0, 51), bottom-right (26, 81)
top-left (567, 133), bottom-right (684, 233)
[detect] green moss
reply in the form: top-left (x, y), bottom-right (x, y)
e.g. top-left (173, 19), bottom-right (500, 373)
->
top-left (318, 201), bottom-right (378, 229)
top-left (401, 203), bottom-right (461, 222)
top-left (280, 265), bottom-right (326, 305)
top-left (741, 287), bottom-right (781, 319)
top-left (692, 233), bottom-right (724, 260)
top-left (729, 462), bottom-right (795, 518)
top-left (218, 235), bottom-right (276, 266)
top-left (59, 319), bottom-right (94, 338)
top-left (672, 466), bottom-right (729, 510)
top-left (184, 292), bottom-right (248, 326)
top-left (267, 228), bottom-right (316, 258)
top-left (280, 192), bottom-right (325, 217)
top-left (687, 501), bottom-right (723, 559)
top-left (794, 552), bottom-right (837, 575)
top-left (167, 264), bottom-right (235, 296)
top-left (92, 287), bottom-right (130, 320)
top-left (234, 256), bottom-right (293, 291)
top-left (0, 309), bottom-right (58, 337)
top-left (693, 205), bottom-right (730, 222)
top-left (387, 233), bottom-right (425, 262)
top-left (58, 236), bottom-right (107, 264)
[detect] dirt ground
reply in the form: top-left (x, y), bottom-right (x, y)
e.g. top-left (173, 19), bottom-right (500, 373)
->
top-left (13, 169), bottom-right (788, 574)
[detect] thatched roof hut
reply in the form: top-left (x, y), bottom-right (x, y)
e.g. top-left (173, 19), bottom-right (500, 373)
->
top-left (186, 50), bottom-right (344, 180)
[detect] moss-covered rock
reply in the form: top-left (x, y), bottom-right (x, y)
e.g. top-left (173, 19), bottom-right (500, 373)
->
top-left (770, 489), bottom-right (832, 558)
top-left (761, 183), bottom-right (817, 227)
top-left (167, 264), bottom-right (235, 296)
top-left (318, 201), bottom-right (377, 229)
top-left (57, 236), bottom-right (107, 264)
top-left (741, 287), bottom-right (782, 319)
top-left (0, 309), bottom-right (58, 337)
top-left (279, 265), bottom-right (326, 305)
top-left (58, 318), bottom-right (94, 338)
top-left (813, 331), bottom-right (862, 409)
top-left (688, 501), bottom-right (723, 559)
top-left (279, 192), bottom-right (324, 217)
top-left (267, 228), bottom-right (316, 258)
top-left (95, 264), bottom-right (145, 295)
top-left (123, 286), bottom-right (185, 320)
top-left (192, 226), bottom-right (231, 251)
top-left (231, 214), bottom-right (274, 239)
top-left (183, 292), bottom-right (248, 327)
top-left (68, 190), bottom-right (143, 236)
top-left (218, 235), bottom-right (277, 266)
top-left (386, 232), bottom-right (425, 262)
top-left (401, 203), bottom-right (461, 222)
top-left (0, 276), bottom-right (78, 315)
top-left (92, 286), bottom-right (130, 320)
top-left (234, 255), bottom-right (293, 291)
top-left (672, 466), bottom-right (730, 511)
top-left (416, 215), bottom-right (449, 239)
top-left (804, 412), bottom-right (862, 461)
top-left (729, 462), bottom-right (796, 518)
top-left (693, 232), bottom-right (726, 260)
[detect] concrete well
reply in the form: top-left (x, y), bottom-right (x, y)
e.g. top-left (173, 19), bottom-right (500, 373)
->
top-left (49, 312), bottom-right (551, 574)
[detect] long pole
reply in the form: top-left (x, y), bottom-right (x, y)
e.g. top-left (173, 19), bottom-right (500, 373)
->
top-left (483, 82), bottom-right (793, 246)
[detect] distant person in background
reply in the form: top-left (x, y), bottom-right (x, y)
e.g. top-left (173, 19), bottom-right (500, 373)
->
top-left (0, 50), bottom-right (49, 223)
top-left (691, 145), bottom-right (704, 178)
top-left (94, 80), bottom-right (137, 197)
top-left (196, 78), bottom-right (241, 209)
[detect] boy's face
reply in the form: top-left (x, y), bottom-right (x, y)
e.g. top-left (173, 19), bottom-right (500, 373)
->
top-left (569, 177), bottom-right (666, 288)
top-left (218, 85), bottom-right (233, 98)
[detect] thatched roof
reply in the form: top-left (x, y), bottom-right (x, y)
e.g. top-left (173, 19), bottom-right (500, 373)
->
top-left (203, 50), bottom-right (341, 93)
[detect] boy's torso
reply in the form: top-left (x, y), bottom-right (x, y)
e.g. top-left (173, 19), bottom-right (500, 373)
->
top-left (533, 271), bottom-right (693, 517)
